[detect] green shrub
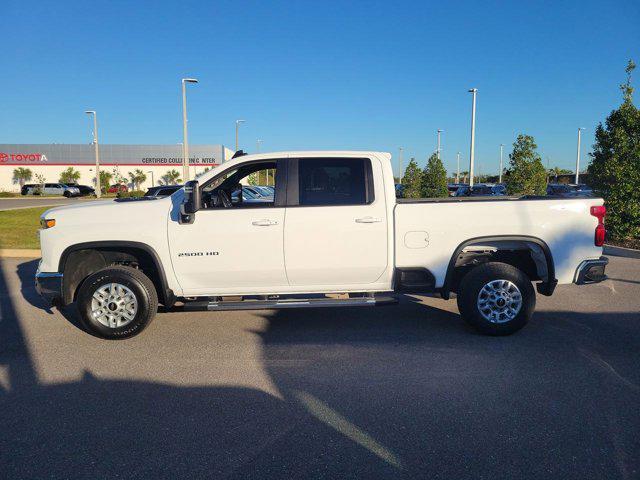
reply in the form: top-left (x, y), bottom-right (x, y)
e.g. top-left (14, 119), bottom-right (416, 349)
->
top-left (505, 134), bottom-right (547, 196)
top-left (401, 158), bottom-right (423, 198)
top-left (588, 60), bottom-right (640, 240)
top-left (420, 153), bottom-right (449, 198)
top-left (116, 190), bottom-right (145, 198)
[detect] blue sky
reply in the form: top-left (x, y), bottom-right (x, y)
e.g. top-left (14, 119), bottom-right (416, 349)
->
top-left (2, 0), bottom-right (639, 176)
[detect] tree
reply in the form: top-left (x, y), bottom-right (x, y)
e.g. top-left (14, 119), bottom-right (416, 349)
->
top-left (112, 168), bottom-right (126, 185)
top-left (588, 59), bottom-right (640, 240)
top-left (98, 171), bottom-right (113, 193)
top-left (401, 157), bottom-right (423, 198)
top-left (59, 167), bottom-right (81, 184)
top-left (420, 153), bottom-right (449, 197)
top-left (128, 169), bottom-right (147, 191)
top-left (161, 169), bottom-right (182, 185)
top-left (12, 167), bottom-right (33, 187)
top-left (247, 173), bottom-right (259, 185)
top-left (34, 173), bottom-right (46, 195)
top-left (505, 134), bottom-right (547, 196)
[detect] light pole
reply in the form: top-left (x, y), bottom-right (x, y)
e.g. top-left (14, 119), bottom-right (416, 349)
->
top-left (148, 171), bottom-right (154, 187)
top-left (468, 88), bottom-right (478, 187)
top-left (398, 147), bottom-right (404, 181)
top-left (456, 152), bottom-right (461, 183)
top-left (84, 110), bottom-right (100, 198)
top-left (499, 144), bottom-right (505, 184)
top-left (181, 78), bottom-right (198, 183)
top-left (575, 128), bottom-right (585, 184)
top-left (436, 129), bottom-right (443, 160)
top-left (235, 119), bottom-right (245, 151)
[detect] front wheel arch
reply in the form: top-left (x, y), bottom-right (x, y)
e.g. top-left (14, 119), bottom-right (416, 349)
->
top-left (59, 242), bottom-right (175, 307)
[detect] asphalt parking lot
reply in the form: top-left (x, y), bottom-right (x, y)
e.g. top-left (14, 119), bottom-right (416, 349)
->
top-left (0, 197), bottom-right (97, 211)
top-left (1, 256), bottom-right (638, 479)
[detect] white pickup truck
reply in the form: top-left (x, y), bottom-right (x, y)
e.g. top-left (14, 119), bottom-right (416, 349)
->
top-left (36, 151), bottom-right (608, 339)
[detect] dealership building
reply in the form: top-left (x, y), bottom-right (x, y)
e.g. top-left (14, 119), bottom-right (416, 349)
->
top-left (0, 144), bottom-right (233, 192)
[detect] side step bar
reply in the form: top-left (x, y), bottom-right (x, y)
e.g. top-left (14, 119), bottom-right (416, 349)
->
top-left (183, 295), bottom-right (398, 312)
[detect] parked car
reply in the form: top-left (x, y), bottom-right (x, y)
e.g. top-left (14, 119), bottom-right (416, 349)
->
top-left (230, 187), bottom-right (272, 204)
top-left (447, 184), bottom-right (465, 196)
top-left (107, 184), bottom-right (128, 194)
top-left (65, 183), bottom-right (96, 196)
top-left (145, 185), bottom-right (182, 197)
top-left (253, 185), bottom-right (275, 197)
top-left (454, 184), bottom-right (506, 197)
top-left (37, 151), bottom-right (607, 340)
top-left (24, 183), bottom-right (80, 197)
top-left (571, 184), bottom-right (594, 197)
top-left (395, 183), bottom-right (405, 198)
top-left (21, 183), bottom-right (37, 195)
top-left (243, 185), bottom-right (273, 198)
top-left (244, 185), bottom-right (274, 197)
top-left (546, 184), bottom-right (577, 197)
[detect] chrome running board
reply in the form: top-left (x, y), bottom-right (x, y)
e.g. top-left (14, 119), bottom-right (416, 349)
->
top-left (183, 295), bottom-right (398, 312)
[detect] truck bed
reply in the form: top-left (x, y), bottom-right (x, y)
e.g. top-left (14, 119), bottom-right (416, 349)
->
top-left (394, 196), bottom-right (604, 287)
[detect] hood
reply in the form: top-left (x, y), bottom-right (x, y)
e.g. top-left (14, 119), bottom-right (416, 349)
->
top-left (40, 196), bottom-right (174, 225)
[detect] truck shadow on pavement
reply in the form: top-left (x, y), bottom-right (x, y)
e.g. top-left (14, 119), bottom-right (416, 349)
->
top-left (2, 258), bottom-right (639, 479)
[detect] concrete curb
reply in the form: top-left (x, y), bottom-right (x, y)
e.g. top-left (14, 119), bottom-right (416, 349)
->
top-left (604, 244), bottom-right (640, 259)
top-left (0, 249), bottom-right (41, 258)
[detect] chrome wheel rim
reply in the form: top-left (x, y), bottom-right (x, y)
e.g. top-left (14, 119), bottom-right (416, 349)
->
top-left (477, 279), bottom-right (522, 323)
top-left (91, 283), bottom-right (138, 328)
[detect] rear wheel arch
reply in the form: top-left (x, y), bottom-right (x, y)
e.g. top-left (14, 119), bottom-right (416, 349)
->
top-left (441, 235), bottom-right (556, 299)
top-left (58, 241), bottom-right (174, 307)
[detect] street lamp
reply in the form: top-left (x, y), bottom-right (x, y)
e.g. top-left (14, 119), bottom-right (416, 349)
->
top-left (436, 129), bottom-right (443, 160)
top-left (468, 88), bottom-right (478, 187)
top-left (575, 128), bottom-right (585, 184)
top-left (181, 78), bottom-right (198, 183)
top-left (456, 152), bottom-right (461, 184)
top-left (148, 170), bottom-right (154, 187)
top-left (84, 110), bottom-right (100, 198)
top-left (235, 119), bottom-right (245, 151)
top-left (499, 144), bottom-right (505, 184)
top-left (398, 147), bottom-right (404, 181)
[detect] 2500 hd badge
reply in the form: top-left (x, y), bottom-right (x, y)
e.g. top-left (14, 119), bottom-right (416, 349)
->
top-left (177, 251), bottom-right (219, 257)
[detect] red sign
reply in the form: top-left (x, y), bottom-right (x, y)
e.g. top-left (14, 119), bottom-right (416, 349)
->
top-left (0, 152), bottom-right (48, 163)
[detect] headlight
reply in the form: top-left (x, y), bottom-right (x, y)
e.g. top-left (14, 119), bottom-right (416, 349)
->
top-left (41, 218), bottom-right (56, 229)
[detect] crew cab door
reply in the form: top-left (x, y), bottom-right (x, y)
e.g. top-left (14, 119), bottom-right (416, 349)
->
top-left (167, 159), bottom-right (288, 295)
top-left (283, 157), bottom-right (388, 286)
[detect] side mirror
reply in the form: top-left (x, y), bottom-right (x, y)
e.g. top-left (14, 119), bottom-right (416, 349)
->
top-left (180, 180), bottom-right (201, 224)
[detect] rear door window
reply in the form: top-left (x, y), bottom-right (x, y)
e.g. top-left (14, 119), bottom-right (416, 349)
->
top-left (297, 158), bottom-right (372, 206)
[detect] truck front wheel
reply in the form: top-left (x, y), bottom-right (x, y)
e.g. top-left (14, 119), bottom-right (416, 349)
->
top-left (457, 262), bottom-right (535, 336)
top-left (76, 265), bottom-right (158, 339)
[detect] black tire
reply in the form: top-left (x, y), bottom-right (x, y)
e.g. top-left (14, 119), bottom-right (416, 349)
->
top-left (77, 265), bottom-right (158, 339)
top-left (63, 191), bottom-right (71, 198)
top-left (457, 262), bottom-right (535, 336)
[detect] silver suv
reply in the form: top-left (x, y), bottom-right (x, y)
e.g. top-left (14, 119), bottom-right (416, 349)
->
top-left (26, 183), bottom-right (81, 197)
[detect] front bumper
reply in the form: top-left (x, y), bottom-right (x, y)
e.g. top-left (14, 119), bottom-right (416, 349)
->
top-left (574, 256), bottom-right (608, 285)
top-left (35, 267), bottom-right (63, 306)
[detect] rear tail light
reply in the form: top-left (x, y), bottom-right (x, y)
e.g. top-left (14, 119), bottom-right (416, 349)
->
top-left (590, 205), bottom-right (606, 247)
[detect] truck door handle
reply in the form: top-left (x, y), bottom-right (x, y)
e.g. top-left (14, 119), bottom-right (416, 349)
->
top-left (252, 219), bottom-right (279, 226)
top-left (355, 216), bottom-right (382, 223)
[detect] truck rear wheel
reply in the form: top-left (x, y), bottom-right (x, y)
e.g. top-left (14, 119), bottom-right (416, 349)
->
top-left (457, 262), bottom-right (535, 336)
top-left (76, 265), bottom-right (158, 339)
